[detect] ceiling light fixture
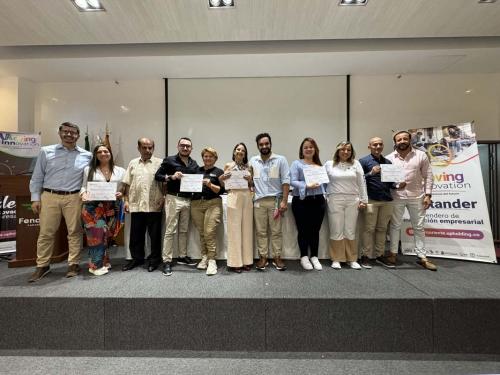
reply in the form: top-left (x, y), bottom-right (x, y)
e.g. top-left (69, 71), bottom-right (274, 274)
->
top-left (208, 0), bottom-right (235, 9)
top-left (338, 0), bottom-right (368, 5)
top-left (71, 0), bottom-right (105, 12)
top-left (478, 0), bottom-right (496, 3)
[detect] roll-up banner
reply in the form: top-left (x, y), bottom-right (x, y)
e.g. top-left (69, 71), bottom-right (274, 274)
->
top-left (401, 122), bottom-right (497, 263)
top-left (0, 131), bottom-right (41, 254)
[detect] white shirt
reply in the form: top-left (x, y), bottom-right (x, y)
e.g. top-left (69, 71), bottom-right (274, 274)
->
top-left (325, 159), bottom-right (368, 203)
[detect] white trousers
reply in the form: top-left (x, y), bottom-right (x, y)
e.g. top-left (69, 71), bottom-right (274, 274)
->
top-left (389, 198), bottom-right (427, 258)
top-left (327, 195), bottom-right (360, 241)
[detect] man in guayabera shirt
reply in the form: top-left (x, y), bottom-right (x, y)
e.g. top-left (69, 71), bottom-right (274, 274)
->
top-left (155, 137), bottom-right (199, 277)
top-left (121, 138), bottom-right (164, 272)
top-left (384, 130), bottom-right (437, 271)
top-left (28, 122), bottom-right (92, 282)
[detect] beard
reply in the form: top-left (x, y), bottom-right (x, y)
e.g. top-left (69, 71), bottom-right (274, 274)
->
top-left (259, 147), bottom-right (271, 155)
top-left (397, 142), bottom-right (410, 151)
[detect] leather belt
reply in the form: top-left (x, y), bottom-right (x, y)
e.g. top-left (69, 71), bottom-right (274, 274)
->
top-left (43, 188), bottom-right (80, 195)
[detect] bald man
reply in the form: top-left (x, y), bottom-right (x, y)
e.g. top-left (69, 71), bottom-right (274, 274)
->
top-left (358, 137), bottom-right (394, 269)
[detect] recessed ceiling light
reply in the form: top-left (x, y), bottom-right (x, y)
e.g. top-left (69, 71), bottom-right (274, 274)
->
top-left (71, 0), bottom-right (105, 12)
top-left (338, 0), bottom-right (368, 5)
top-left (478, 0), bottom-right (496, 3)
top-left (208, 0), bottom-right (235, 9)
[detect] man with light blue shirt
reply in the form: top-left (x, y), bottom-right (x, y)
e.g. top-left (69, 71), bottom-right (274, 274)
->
top-left (28, 122), bottom-right (92, 282)
top-left (250, 133), bottom-right (290, 271)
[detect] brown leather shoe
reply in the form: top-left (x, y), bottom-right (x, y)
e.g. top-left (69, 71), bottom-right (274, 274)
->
top-left (272, 256), bottom-right (287, 271)
top-left (417, 258), bottom-right (437, 271)
top-left (255, 256), bottom-right (268, 270)
top-left (28, 266), bottom-right (50, 283)
top-left (65, 264), bottom-right (81, 278)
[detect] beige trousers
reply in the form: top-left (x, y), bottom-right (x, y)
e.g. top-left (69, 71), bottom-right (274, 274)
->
top-left (162, 195), bottom-right (191, 262)
top-left (329, 239), bottom-right (358, 262)
top-left (190, 198), bottom-right (222, 260)
top-left (254, 196), bottom-right (282, 258)
top-left (361, 200), bottom-right (393, 258)
top-left (226, 190), bottom-right (254, 267)
top-left (36, 191), bottom-right (82, 267)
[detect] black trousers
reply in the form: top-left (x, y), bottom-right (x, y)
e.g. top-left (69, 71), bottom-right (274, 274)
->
top-left (129, 212), bottom-right (162, 264)
top-left (291, 195), bottom-right (326, 258)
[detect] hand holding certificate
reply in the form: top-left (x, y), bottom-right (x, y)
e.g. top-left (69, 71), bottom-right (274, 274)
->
top-left (180, 174), bottom-right (204, 192)
top-left (303, 165), bottom-right (329, 186)
top-left (381, 164), bottom-right (405, 182)
top-left (87, 182), bottom-right (117, 201)
top-left (224, 170), bottom-right (250, 190)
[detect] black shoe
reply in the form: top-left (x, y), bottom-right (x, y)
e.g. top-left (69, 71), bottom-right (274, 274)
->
top-left (162, 262), bottom-right (173, 276)
top-left (177, 256), bottom-right (197, 266)
top-left (122, 259), bottom-right (144, 271)
top-left (147, 262), bottom-right (159, 272)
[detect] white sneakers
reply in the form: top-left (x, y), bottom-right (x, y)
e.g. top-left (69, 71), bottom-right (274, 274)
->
top-left (300, 256), bottom-right (313, 270)
top-left (301, 256), bottom-right (323, 270)
top-left (331, 261), bottom-right (361, 270)
top-left (89, 267), bottom-right (109, 276)
top-left (310, 257), bottom-right (323, 270)
top-left (331, 261), bottom-right (341, 269)
top-left (348, 261), bottom-right (361, 270)
top-left (197, 255), bottom-right (208, 270)
top-left (206, 259), bottom-right (217, 276)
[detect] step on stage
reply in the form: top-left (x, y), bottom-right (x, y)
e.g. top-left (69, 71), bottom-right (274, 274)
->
top-left (0, 252), bottom-right (499, 355)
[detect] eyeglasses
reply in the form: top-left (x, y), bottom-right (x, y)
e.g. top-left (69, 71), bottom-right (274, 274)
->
top-left (60, 130), bottom-right (78, 136)
top-left (178, 144), bottom-right (192, 149)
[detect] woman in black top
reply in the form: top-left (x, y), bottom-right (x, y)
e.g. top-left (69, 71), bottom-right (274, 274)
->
top-left (191, 147), bottom-right (225, 276)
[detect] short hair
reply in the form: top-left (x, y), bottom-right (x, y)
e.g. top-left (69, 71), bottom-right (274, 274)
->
top-left (299, 137), bottom-right (322, 166)
top-left (393, 130), bottom-right (411, 143)
top-left (59, 122), bottom-right (80, 134)
top-left (232, 142), bottom-right (248, 164)
top-left (137, 138), bottom-right (155, 148)
top-left (201, 147), bottom-right (218, 160)
top-left (255, 133), bottom-right (271, 145)
top-left (178, 137), bottom-right (192, 145)
top-left (333, 141), bottom-right (355, 164)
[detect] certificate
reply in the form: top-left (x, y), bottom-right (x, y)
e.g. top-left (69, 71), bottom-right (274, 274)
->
top-left (381, 164), bottom-right (405, 182)
top-left (87, 182), bottom-right (117, 201)
top-left (224, 170), bottom-right (250, 190)
top-left (180, 174), bottom-right (204, 192)
top-left (303, 165), bottom-right (329, 185)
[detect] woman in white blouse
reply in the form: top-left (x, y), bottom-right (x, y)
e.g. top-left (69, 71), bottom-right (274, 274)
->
top-left (80, 144), bottom-right (125, 276)
top-left (325, 141), bottom-right (368, 270)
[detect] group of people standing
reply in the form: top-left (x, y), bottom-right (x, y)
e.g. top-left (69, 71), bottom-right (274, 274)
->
top-left (27, 122), bottom-right (437, 283)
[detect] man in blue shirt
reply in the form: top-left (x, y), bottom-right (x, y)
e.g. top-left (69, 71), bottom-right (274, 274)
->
top-left (249, 133), bottom-right (290, 271)
top-left (28, 122), bottom-right (92, 282)
top-left (358, 137), bottom-right (394, 269)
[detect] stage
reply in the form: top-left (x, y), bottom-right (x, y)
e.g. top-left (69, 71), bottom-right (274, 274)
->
top-left (0, 249), bottom-right (499, 355)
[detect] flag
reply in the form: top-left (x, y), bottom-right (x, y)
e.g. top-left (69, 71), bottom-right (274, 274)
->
top-left (84, 126), bottom-right (90, 151)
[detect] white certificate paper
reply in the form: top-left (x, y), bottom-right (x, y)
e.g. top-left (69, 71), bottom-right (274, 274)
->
top-left (303, 165), bottom-right (329, 185)
top-left (87, 182), bottom-right (117, 201)
top-left (381, 164), bottom-right (406, 182)
top-left (180, 174), bottom-right (204, 192)
top-left (224, 170), bottom-right (250, 190)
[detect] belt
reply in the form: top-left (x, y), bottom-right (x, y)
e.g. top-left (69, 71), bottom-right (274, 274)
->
top-left (167, 192), bottom-right (193, 199)
top-left (43, 188), bottom-right (80, 195)
top-left (191, 196), bottom-right (220, 201)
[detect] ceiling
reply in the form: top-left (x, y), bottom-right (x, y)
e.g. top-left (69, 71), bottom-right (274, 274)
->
top-left (0, 0), bottom-right (499, 81)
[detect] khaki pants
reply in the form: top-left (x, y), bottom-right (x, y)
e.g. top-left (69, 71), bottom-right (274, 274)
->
top-left (226, 190), bottom-right (254, 267)
top-left (190, 198), bottom-right (222, 260)
top-left (361, 200), bottom-right (393, 258)
top-left (162, 195), bottom-right (191, 262)
top-left (36, 191), bottom-right (82, 267)
top-left (254, 196), bottom-right (282, 258)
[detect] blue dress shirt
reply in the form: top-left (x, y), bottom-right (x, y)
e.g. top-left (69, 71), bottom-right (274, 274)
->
top-left (358, 153), bottom-right (393, 202)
